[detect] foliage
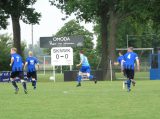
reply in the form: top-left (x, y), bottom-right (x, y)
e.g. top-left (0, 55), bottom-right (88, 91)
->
top-left (0, 10), bottom-right (9, 29)
top-left (0, 34), bottom-right (12, 70)
top-left (0, 0), bottom-right (41, 25)
top-left (0, 0), bottom-right (41, 55)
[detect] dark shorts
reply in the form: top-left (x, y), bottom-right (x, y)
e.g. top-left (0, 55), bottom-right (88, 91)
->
top-left (123, 70), bottom-right (127, 77)
top-left (27, 71), bottom-right (37, 79)
top-left (124, 69), bottom-right (134, 79)
top-left (11, 71), bottom-right (24, 79)
top-left (80, 66), bottom-right (91, 73)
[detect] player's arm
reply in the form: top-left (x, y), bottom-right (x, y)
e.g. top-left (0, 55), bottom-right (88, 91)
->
top-left (120, 60), bottom-right (125, 72)
top-left (136, 58), bottom-right (140, 71)
top-left (37, 63), bottom-right (40, 70)
top-left (114, 57), bottom-right (120, 66)
top-left (24, 62), bottom-right (28, 70)
top-left (114, 62), bottom-right (119, 65)
top-left (10, 57), bottom-right (14, 66)
top-left (76, 54), bottom-right (83, 67)
top-left (76, 60), bottom-right (82, 67)
top-left (36, 59), bottom-right (40, 70)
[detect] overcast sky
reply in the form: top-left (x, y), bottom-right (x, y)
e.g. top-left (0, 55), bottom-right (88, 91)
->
top-left (0, 0), bottom-right (94, 46)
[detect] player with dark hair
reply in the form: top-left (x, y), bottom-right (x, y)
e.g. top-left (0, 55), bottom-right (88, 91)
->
top-left (10, 48), bottom-right (27, 94)
top-left (114, 51), bottom-right (125, 72)
top-left (76, 51), bottom-right (97, 87)
top-left (24, 51), bottom-right (39, 90)
top-left (114, 51), bottom-right (127, 89)
top-left (123, 47), bottom-right (140, 92)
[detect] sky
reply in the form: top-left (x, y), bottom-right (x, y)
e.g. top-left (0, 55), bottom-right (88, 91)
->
top-left (0, 0), bottom-right (94, 46)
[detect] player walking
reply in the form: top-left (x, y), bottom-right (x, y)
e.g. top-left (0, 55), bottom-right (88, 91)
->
top-left (10, 48), bottom-right (27, 94)
top-left (123, 47), bottom-right (140, 92)
top-left (24, 51), bottom-right (39, 90)
top-left (76, 51), bottom-right (97, 87)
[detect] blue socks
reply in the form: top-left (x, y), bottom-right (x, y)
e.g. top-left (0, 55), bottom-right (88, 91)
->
top-left (89, 75), bottom-right (93, 80)
top-left (127, 79), bottom-right (131, 90)
top-left (77, 75), bottom-right (82, 83)
top-left (32, 80), bottom-right (37, 88)
top-left (77, 75), bottom-right (94, 82)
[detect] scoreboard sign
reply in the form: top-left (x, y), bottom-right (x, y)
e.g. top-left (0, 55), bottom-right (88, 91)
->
top-left (51, 47), bottom-right (73, 66)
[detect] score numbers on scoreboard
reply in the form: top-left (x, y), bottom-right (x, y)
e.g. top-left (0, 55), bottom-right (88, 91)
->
top-left (51, 47), bottom-right (73, 66)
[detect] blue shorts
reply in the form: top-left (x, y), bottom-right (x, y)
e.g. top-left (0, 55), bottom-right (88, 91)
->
top-left (80, 66), bottom-right (91, 73)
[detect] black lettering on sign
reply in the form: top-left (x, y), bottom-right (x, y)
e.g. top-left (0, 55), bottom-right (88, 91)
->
top-left (65, 54), bottom-right (68, 59)
top-left (56, 54), bottom-right (59, 59)
top-left (53, 49), bottom-right (70, 53)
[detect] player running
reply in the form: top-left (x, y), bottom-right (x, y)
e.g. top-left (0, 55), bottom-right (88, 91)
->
top-left (10, 48), bottom-right (27, 94)
top-left (114, 51), bottom-right (125, 73)
top-left (123, 47), bottom-right (140, 92)
top-left (114, 51), bottom-right (127, 89)
top-left (24, 51), bottom-right (39, 90)
top-left (76, 51), bottom-right (97, 87)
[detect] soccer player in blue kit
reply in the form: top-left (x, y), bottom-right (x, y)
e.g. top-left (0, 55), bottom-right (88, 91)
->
top-left (114, 51), bottom-right (125, 72)
top-left (76, 51), bottom-right (97, 87)
top-left (10, 48), bottom-right (27, 94)
top-left (24, 51), bottom-right (39, 90)
top-left (123, 47), bottom-right (140, 92)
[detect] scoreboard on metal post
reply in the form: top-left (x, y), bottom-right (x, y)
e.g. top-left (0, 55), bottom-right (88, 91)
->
top-left (51, 47), bottom-right (73, 66)
top-left (40, 35), bottom-right (83, 81)
top-left (40, 35), bottom-right (83, 66)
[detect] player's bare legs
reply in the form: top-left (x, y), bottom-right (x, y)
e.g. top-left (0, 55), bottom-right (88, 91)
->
top-left (131, 79), bottom-right (136, 86)
top-left (21, 79), bottom-right (27, 94)
top-left (86, 73), bottom-right (97, 84)
top-left (32, 78), bottom-right (37, 89)
top-left (77, 71), bottom-right (82, 87)
top-left (11, 78), bottom-right (19, 94)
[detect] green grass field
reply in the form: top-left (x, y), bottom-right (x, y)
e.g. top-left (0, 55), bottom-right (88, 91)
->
top-left (1, 79), bottom-right (160, 119)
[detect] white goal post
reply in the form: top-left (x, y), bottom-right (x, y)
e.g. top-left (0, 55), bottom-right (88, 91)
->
top-left (116, 48), bottom-right (154, 54)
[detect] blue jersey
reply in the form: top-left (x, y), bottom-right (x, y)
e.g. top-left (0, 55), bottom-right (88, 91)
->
top-left (123, 52), bottom-right (138, 69)
top-left (117, 56), bottom-right (124, 64)
top-left (26, 56), bottom-right (38, 72)
top-left (80, 54), bottom-right (90, 66)
top-left (11, 53), bottom-right (23, 72)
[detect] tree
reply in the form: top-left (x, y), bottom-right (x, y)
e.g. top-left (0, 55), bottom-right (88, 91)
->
top-left (50, 0), bottom-right (151, 80)
top-left (25, 41), bottom-right (46, 57)
top-left (0, 0), bottom-right (41, 55)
